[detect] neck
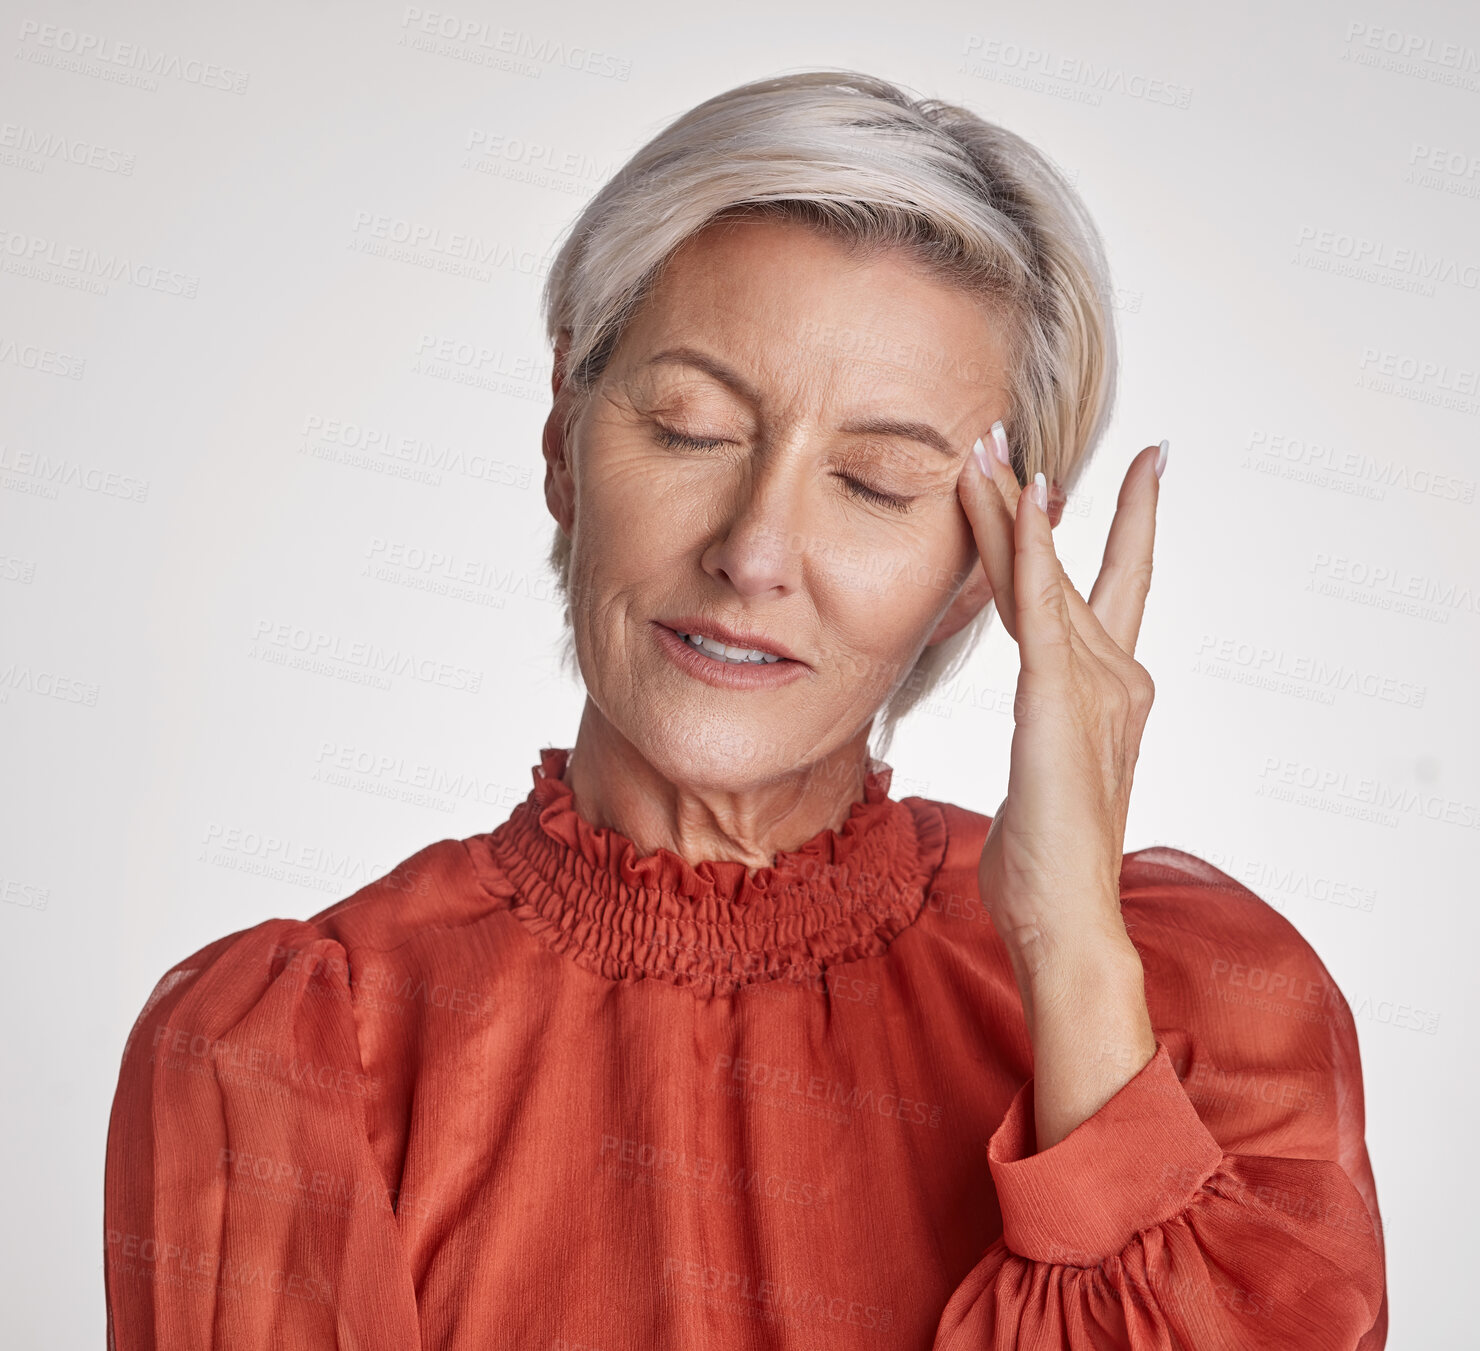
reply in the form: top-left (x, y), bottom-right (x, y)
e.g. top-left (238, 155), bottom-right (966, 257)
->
top-left (561, 698), bottom-right (878, 873)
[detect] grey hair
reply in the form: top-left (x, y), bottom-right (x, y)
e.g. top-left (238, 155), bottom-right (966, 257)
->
top-left (539, 68), bottom-right (1118, 763)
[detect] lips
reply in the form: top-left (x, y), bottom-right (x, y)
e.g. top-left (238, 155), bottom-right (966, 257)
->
top-left (657, 616), bottom-right (803, 665)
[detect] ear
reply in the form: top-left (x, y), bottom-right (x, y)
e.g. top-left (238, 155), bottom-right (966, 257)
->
top-left (542, 331), bottom-right (575, 536)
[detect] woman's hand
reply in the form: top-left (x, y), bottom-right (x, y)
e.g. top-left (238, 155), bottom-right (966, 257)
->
top-left (955, 423), bottom-right (1166, 1148)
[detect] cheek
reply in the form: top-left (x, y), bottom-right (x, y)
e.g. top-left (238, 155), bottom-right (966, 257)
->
top-left (808, 532), bottom-right (958, 690)
top-left (573, 448), bottom-right (698, 579)
top-left (815, 504), bottom-right (963, 622)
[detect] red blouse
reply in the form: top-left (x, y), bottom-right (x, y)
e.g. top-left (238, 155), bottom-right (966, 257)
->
top-left (104, 746), bottom-right (1387, 1348)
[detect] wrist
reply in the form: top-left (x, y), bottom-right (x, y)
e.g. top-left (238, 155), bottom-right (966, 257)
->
top-left (1001, 912), bottom-right (1144, 994)
top-left (1010, 930), bottom-right (1154, 1061)
top-left (1018, 943), bottom-right (1158, 1149)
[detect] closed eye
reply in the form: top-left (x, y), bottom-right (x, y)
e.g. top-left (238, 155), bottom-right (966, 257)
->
top-left (653, 425), bottom-right (914, 513)
top-left (653, 427), bottom-right (729, 452)
top-left (840, 478), bottom-right (913, 513)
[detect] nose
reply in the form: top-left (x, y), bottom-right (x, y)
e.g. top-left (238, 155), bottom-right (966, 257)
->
top-left (699, 444), bottom-right (810, 600)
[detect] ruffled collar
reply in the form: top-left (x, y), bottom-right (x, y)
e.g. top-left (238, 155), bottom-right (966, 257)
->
top-left (469, 746), bottom-right (947, 997)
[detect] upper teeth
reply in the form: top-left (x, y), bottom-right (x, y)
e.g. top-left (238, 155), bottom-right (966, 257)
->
top-left (677, 631), bottom-right (783, 664)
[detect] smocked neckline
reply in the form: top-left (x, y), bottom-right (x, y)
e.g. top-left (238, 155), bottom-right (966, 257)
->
top-left (469, 746), bottom-right (948, 996)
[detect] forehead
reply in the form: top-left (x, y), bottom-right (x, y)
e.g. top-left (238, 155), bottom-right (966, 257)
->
top-left (614, 217), bottom-right (1011, 409)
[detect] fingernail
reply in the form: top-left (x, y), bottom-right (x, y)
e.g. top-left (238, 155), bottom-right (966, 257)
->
top-left (1030, 471), bottom-right (1048, 511)
top-left (990, 420), bottom-right (1011, 467)
top-left (972, 437), bottom-right (991, 477)
top-left (1154, 438), bottom-right (1169, 479)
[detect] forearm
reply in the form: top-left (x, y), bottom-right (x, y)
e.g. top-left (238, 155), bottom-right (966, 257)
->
top-left (1004, 918), bottom-right (1157, 1151)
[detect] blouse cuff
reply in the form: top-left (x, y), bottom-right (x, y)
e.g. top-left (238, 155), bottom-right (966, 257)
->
top-left (988, 1041), bottom-right (1224, 1266)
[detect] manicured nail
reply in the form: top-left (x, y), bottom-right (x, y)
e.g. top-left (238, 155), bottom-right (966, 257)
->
top-left (990, 420), bottom-right (1011, 467)
top-left (972, 437), bottom-right (991, 477)
top-left (1154, 438), bottom-right (1169, 479)
top-left (1030, 471), bottom-right (1048, 511)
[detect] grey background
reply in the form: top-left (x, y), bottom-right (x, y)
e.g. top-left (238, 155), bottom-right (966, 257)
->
top-left (1, 0), bottom-right (1474, 1344)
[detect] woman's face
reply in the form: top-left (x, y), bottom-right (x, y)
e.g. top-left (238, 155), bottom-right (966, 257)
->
top-left (546, 216), bottom-right (1011, 792)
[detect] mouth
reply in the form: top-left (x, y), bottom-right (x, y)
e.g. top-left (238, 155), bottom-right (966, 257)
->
top-left (655, 617), bottom-right (803, 667)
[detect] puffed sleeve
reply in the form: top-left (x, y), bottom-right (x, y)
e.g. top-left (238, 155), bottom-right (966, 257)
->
top-left (104, 919), bottom-right (421, 1349)
top-left (933, 850), bottom-right (1387, 1350)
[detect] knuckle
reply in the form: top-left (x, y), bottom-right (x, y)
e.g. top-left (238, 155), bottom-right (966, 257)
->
top-left (1032, 576), bottom-right (1065, 612)
top-left (1104, 679), bottom-right (1134, 718)
top-left (1129, 665), bottom-right (1156, 709)
top-left (1124, 559), bottom-right (1154, 595)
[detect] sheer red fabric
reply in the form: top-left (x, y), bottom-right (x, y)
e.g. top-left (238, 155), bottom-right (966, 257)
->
top-left (105, 747), bottom-right (1386, 1348)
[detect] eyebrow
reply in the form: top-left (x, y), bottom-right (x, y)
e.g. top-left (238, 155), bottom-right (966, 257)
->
top-left (643, 346), bottom-right (961, 459)
top-left (838, 415), bottom-right (958, 459)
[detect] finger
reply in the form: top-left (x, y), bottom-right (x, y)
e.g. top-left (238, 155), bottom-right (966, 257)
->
top-left (1087, 441), bottom-right (1163, 658)
top-left (1012, 470), bottom-right (1075, 679)
top-left (984, 419), bottom-right (1025, 514)
top-left (959, 418), bottom-right (1034, 642)
top-left (1035, 504), bottom-right (1145, 672)
top-left (992, 421), bottom-right (1156, 671)
top-left (956, 435), bottom-right (1020, 642)
top-left (1016, 498), bottom-right (1152, 709)
top-left (986, 422), bottom-right (1124, 670)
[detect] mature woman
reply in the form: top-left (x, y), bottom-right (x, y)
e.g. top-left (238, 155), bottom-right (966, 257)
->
top-left (105, 71), bottom-right (1386, 1348)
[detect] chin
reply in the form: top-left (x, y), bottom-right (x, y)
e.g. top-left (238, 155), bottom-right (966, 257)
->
top-left (630, 707), bottom-right (808, 789)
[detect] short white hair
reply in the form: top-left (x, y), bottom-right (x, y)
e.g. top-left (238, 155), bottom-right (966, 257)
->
top-left (540, 68), bottom-right (1118, 761)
